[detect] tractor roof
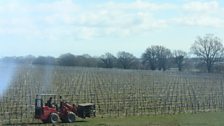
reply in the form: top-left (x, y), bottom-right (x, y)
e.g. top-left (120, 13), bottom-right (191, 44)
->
top-left (78, 103), bottom-right (95, 106)
top-left (37, 94), bottom-right (57, 96)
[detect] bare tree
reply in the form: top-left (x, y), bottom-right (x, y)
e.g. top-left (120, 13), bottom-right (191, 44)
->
top-left (173, 50), bottom-right (187, 71)
top-left (142, 45), bottom-right (171, 71)
top-left (155, 46), bottom-right (172, 71)
top-left (191, 34), bottom-right (224, 73)
top-left (100, 53), bottom-right (117, 68)
top-left (75, 54), bottom-right (98, 67)
top-left (117, 51), bottom-right (137, 69)
top-left (142, 46), bottom-right (157, 70)
top-left (58, 53), bottom-right (76, 66)
top-left (33, 56), bottom-right (56, 65)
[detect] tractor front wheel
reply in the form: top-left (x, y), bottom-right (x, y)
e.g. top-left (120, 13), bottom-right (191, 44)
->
top-left (66, 112), bottom-right (76, 123)
top-left (49, 113), bottom-right (59, 124)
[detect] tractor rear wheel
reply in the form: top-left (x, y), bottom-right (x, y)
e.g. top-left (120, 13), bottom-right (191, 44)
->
top-left (66, 112), bottom-right (76, 123)
top-left (49, 113), bottom-right (59, 124)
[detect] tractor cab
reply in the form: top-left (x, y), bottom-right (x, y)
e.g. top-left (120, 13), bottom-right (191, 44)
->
top-left (34, 94), bottom-right (59, 123)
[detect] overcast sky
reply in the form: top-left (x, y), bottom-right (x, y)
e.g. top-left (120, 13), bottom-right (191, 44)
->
top-left (0, 0), bottom-right (224, 58)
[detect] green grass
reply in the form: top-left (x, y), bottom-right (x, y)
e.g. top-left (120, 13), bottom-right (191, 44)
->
top-left (71, 112), bottom-right (224, 126)
top-left (3, 112), bottom-right (224, 126)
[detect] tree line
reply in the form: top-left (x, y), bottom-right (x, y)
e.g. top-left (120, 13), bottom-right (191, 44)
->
top-left (1, 34), bottom-right (224, 73)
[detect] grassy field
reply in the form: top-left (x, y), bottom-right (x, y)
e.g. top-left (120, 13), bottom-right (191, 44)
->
top-left (1, 64), bottom-right (224, 125)
top-left (3, 112), bottom-right (224, 126)
top-left (82, 112), bottom-right (224, 126)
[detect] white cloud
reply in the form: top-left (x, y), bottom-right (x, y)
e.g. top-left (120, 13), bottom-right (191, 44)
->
top-left (99, 0), bottom-right (176, 11)
top-left (173, 15), bottom-right (224, 27)
top-left (0, 0), bottom-right (224, 41)
top-left (175, 0), bottom-right (224, 27)
top-left (0, 0), bottom-right (79, 39)
top-left (183, 1), bottom-right (220, 13)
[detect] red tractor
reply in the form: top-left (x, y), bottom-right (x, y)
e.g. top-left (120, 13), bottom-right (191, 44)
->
top-left (34, 94), bottom-right (96, 124)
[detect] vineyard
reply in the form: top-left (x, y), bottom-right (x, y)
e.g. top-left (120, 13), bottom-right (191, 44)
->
top-left (1, 65), bottom-right (224, 125)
